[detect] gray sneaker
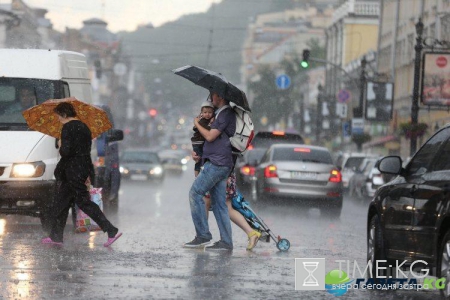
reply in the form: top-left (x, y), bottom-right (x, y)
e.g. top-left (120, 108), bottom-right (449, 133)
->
top-left (184, 236), bottom-right (211, 248)
top-left (205, 240), bottom-right (233, 251)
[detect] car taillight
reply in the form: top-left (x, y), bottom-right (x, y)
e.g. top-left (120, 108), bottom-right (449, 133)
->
top-left (247, 144), bottom-right (254, 150)
top-left (240, 165), bottom-right (255, 176)
top-left (264, 165), bottom-right (278, 178)
top-left (329, 169), bottom-right (342, 183)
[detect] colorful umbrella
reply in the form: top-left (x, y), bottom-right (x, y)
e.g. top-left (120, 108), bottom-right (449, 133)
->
top-left (22, 97), bottom-right (112, 139)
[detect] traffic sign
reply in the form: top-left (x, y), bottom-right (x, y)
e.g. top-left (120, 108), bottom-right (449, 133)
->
top-left (337, 89), bottom-right (351, 103)
top-left (351, 118), bottom-right (364, 135)
top-left (275, 74), bottom-right (291, 90)
top-left (336, 103), bottom-right (348, 118)
top-left (342, 121), bottom-right (351, 138)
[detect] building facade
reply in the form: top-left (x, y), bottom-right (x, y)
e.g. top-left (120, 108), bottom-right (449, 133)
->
top-left (377, 0), bottom-right (450, 158)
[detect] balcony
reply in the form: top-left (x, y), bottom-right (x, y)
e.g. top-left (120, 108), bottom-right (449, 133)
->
top-left (332, 0), bottom-right (380, 24)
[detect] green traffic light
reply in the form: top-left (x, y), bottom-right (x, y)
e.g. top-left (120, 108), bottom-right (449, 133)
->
top-left (300, 61), bottom-right (309, 68)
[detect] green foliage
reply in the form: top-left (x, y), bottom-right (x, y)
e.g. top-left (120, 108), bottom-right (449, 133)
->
top-left (351, 133), bottom-right (372, 145)
top-left (399, 122), bottom-right (428, 139)
top-left (249, 37), bottom-right (326, 129)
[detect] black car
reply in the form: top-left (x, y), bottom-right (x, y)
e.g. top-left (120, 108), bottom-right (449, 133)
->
top-left (235, 148), bottom-right (266, 193)
top-left (367, 125), bottom-right (450, 293)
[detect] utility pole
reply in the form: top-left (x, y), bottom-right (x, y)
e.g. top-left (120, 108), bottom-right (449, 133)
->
top-left (410, 19), bottom-right (424, 156)
top-left (316, 84), bottom-right (324, 143)
top-left (205, 1), bottom-right (215, 68)
top-left (357, 56), bottom-right (367, 118)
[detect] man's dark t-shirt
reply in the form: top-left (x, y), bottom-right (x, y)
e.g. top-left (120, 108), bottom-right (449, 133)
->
top-left (202, 106), bottom-right (236, 168)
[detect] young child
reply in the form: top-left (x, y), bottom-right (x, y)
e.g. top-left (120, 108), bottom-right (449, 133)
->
top-left (191, 101), bottom-right (215, 177)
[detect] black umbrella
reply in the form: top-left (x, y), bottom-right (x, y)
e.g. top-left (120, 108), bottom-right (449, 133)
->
top-left (173, 65), bottom-right (251, 112)
top-left (172, 65), bottom-right (228, 98)
top-left (225, 82), bottom-right (251, 112)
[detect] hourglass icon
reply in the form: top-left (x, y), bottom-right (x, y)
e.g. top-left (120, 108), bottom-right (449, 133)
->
top-left (302, 261), bottom-right (319, 286)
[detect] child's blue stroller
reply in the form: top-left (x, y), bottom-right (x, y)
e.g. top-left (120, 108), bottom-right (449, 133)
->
top-left (231, 191), bottom-right (290, 251)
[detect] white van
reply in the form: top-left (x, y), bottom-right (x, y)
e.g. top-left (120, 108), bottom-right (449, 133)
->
top-left (0, 49), bottom-right (121, 229)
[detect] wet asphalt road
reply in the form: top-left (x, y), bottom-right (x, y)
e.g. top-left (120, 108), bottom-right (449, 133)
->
top-left (0, 161), bottom-right (443, 299)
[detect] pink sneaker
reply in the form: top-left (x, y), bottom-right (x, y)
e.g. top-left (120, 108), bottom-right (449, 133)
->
top-left (104, 232), bottom-right (122, 247)
top-left (41, 237), bottom-right (63, 246)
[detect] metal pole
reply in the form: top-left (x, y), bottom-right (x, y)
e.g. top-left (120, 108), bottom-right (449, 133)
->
top-left (316, 84), bottom-right (323, 143)
top-left (411, 19), bottom-right (424, 156)
top-left (358, 56), bottom-right (367, 118)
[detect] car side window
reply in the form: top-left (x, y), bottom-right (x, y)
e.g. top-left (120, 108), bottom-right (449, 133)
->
top-left (430, 136), bottom-right (450, 171)
top-left (407, 128), bottom-right (450, 175)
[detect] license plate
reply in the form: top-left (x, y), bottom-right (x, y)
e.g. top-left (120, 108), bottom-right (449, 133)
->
top-left (291, 171), bottom-right (317, 179)
top-left (131, 174), bottom-right (148, 180)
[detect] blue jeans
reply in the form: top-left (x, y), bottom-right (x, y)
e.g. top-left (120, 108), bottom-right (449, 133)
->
top-left (189, 161), bottom-right (233, 247)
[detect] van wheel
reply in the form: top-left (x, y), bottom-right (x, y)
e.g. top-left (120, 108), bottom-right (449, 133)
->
top-left (437, 230), bottom-right (450, 297)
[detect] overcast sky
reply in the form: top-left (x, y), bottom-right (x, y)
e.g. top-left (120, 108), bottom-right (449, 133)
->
top-left (19, 0), bottom-right (219, 32)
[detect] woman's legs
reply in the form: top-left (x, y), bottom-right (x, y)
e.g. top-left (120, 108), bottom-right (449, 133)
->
top-left (225, 199), bottom-right (253, 235)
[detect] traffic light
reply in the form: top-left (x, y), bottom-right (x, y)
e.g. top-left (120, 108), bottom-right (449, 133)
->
top-left (301, 49), bottom-right (310, 69)
top-left (148, 108), bottom-right (158, 117)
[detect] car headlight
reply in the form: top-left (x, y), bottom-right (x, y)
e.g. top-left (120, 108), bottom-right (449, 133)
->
top-left (119, 166), bottom-right (129, 174)
top-left (181, 158), bottom-right (188, 165)
top-left (150, 166), bottom-right (163, 175)
top-left (11, 162), bottom-right (46, 178)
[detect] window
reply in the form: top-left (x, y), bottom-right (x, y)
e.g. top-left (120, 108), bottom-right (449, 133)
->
top-left (122, 151), bottom-right (160, 164)
top-left (272, 147), bottom-right (332, 164)
top-left (431, 133), bottom-right (450, 171)
top-left (407, 128), bottom-right (450, 175)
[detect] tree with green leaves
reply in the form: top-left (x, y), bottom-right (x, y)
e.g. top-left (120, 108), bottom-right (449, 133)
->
top-left (248, 38), bottom-right (326, 131)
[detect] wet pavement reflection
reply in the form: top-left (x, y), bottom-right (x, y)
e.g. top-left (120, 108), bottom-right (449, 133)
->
top-left (0, 161), bottom-right (443, 299)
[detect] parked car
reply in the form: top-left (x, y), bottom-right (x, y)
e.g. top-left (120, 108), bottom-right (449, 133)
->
top-left (120, 149), bottom-right (165, 181)
top-left (367, 125), bottom-right (450, 294)
top-left (250, 131), bottom-right (304, 150)
top-left (348, 157), bottom-right (379, 199)
top-left (254, 144), bottom-right (343, 217)
top-left (339, 153), bottom-right (378, 191)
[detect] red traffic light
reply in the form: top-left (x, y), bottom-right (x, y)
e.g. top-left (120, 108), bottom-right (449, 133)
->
top-left (148, 108), bottom-right (158, 117)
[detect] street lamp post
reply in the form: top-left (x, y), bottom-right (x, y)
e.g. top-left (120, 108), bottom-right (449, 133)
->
top-left (411, 18), bottom-right (424, 156)
top-left (357, 56), bottom-right (367, 118)
top-left (316, 84), bottom-right (324, 143)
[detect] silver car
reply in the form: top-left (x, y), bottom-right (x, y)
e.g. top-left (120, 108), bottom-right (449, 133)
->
top-left (254, 144), bottom-right (343, 217)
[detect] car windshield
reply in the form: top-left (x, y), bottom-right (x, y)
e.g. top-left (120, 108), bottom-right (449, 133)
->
top-left (245, 149), bottom-right (266, 164)
top-left (272, 147), bottom-right (332, 164)
top-left (0, 78), bottom-right (63, 125)
top-left (122, 151), bottom-right (159, 163)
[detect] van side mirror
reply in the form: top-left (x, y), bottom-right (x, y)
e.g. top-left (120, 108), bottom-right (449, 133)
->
top-left (107, 129), bottom-right (123, 143)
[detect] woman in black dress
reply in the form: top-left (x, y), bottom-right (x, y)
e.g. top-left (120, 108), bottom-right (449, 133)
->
top-left (41, 102), bottom-right (122, 247)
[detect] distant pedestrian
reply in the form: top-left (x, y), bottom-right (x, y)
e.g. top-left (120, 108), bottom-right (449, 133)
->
top-left (41, 102), bottom-right (122, 247)
top-left (184, 92), bottom-right (236, 251)
top-left (191, 100), bottom-right (215, 177)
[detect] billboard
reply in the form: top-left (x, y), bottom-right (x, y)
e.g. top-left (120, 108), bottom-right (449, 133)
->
top-left (421, 52), bottom-right (450, 106)
top-left (365, 81), bottom-right (394, 122)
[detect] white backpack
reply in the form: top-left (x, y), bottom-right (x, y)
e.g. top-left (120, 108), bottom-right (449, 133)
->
top-left (228, 103), bottom-right (254, 154)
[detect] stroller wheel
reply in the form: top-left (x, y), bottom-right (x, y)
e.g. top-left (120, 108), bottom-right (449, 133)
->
top-left (277, 238), bottom-right (290, 251)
